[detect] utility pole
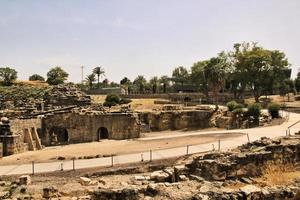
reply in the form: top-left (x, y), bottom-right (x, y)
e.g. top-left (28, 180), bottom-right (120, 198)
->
top-left (81, 66), bottom-right (84, 84)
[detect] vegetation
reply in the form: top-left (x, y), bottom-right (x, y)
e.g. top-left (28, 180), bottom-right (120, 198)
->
top-left (29, 74), bottom-right (45, 81)
top-left (0, 67), bottom-right (18, 86)
top-left (103, 93), bottom-right (132, 107)
top-left (227, 101), bottom-right (238, 112)
top-left (93, 66), bottom-right (105, 88)
top-left (46, 67), bottom-right (69, 85)
top-left (268, 103), bottom-right (281, 118)
top-left (246, 103), bottom-right (262, 123)
top-left (85, 73), bottom-right (96, 89)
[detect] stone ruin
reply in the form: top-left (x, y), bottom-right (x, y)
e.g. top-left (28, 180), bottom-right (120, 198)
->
top-left (90, 135), bottom-right (300, 200)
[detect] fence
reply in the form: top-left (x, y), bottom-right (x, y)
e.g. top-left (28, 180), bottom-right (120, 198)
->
top-left (1, 126), bottom-right (296, 176)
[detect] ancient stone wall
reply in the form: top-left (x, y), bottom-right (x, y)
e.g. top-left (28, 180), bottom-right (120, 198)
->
top-left (139, 110), bottom-right (212, 131)
top-left (10, 118), bottom-right (42, 141)
top-left (40, 112), bottom-right (140, 146)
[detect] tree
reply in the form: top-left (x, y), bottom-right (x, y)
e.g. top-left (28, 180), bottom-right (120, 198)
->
top-left (133, 75), bottom-right (147, 93)
top-left (191, 60), bottom-right (210, 99)
top-left (159, 75), bottom-right (170, 93)
top-left (0, 67), bottom-right (18, 86)
top-left (46, 66), bottom-right (69, 85)
top-left (205, 52), bottom-right (229, 107)
top-left (149, 76), bottom-right (159, 93)
top-left (120, 77), bottom-right (131, 85)
top-left (29, 74), bottom-right (45, 81)
top-left (230, 42), bottom-right (290, 102)
top-left (85, 73), bottom-right (96, 88)
top-left (93, 66), bottom-right (105, 88)
top-left (102, 78), bottom-right (109, 86)
top-left (172, 66), bottom-right (189, 90)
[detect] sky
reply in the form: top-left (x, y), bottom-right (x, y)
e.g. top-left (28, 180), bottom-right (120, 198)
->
top-left (0, 0), bottom-right (300, 83)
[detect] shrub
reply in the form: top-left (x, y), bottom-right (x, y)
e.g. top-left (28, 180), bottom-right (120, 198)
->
top-left (103, 94), bottom-right (132, 107)
top-left (268, 103), bottom-right (280, 118)
top-left (227, 101), bottom-right (238, 111)
top-left (247, 103), bottom-right (262, 121)
top-left (103, 94), bottom-right (120, 107)
top-left (120, 98), bottom-right (132, 104)
top-left (233, 107), bottom-right (245, 116)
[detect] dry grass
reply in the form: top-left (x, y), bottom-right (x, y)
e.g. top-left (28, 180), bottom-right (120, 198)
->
top-left (258, 163), bottom-right (300, 186)
top-left (90, 95), bottom-right (107, 103)
top-left (129, 98), bottom-right (164, 111)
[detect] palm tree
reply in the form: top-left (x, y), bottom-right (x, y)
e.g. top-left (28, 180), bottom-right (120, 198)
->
top-left (159, 75), bottom-right (170, 93)
top-left (133, 75), bottom-right (147, 93)
top-left (205, 52), bottom-right (228, 108)
top-left (149, 76), bottom-right (159, 94)
top-left (85, 73), bottom-right (96, 88)
top-left (93, 66), bottom-right (105, 88)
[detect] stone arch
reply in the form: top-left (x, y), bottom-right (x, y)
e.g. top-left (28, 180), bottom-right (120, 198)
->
top-left (49, 127), bottom-right (69, 144)
top-left (97, 127), bottom-right (109, 140)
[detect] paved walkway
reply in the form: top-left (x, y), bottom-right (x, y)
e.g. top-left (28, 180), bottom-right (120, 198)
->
top-left (0, 112), bottom-right (299, 176)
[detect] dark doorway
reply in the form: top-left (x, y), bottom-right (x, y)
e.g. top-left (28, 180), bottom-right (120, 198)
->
top-left (97, 127), bottom-right (109, 140)
top-left (50, 127), bottom-right (69, 144)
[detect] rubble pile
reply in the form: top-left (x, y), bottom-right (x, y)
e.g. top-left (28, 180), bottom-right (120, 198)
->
top-left (44, 83), bottom-right (91, 107)
top-left (189, 136), bottom-right (300, 181)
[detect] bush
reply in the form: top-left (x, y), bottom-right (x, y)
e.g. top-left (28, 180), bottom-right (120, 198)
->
top-left (268, 103), bottom-right (280, 118)
top-left (120, 98), bottom-right (132, 104)
top-left (227, 101), bottom-right (238, 111)
top-left (233, 107), bottom-right (245, 116)
top-left (103, 94), bottom-right (132, 107)
top-left (247, 103), bottom-right (262, 121)
top-left (103, 94), bottom-right (120, 107)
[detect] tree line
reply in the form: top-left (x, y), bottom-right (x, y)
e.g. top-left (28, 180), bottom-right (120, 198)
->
top-left (0, 42), bottom-right (299, 103)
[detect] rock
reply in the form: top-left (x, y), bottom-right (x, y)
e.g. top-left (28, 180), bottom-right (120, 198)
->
top-left (146, 183), bottom-right (159, 197)
top-left (19, 175), bottom-right (31, 185)
top-left (20, 186), bottom-right (27, 193)
top-left (134, 175), bottom-right (146, 181)
top-left (43, 186), bottom-right (58, 198)
top-left (0, 191), bottom-right (9, 199)
top-left (93, 187), bottom-right (140, 200)
top-left (0, 181), bottom-right (7, 186)
top-left (78, 195), bottom-right (91, 200)
top-left (79, 177), bottom-right (92, 186)
top-left (189, 175), bottom-right (205, 183)
top-left (179, 175), bottom-right (188, 181)
top-left (240, 177), bottom-right (253, 184)
top-left (240, 185), bottom-right (261, 196)
top-left (150, 170), bottom-right (170, 182)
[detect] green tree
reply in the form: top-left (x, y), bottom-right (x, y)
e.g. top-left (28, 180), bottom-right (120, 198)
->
top-left (230, 42), bottom-right (290, 102)
top-left (93, 66), bottom-right (105, 88)
top-left (85, 73), bottom-right (96, 88)
top-left (29, 74), bottom-right (45, 81)
top-left (295, 73), bottom-right (300, 93)
top-left (191, 60), bottom-right (210, 100)
top-left (149, 76), bottom-right (159, 93)
top-left (172, 66), bottom-right (189, 90)
top-left (0, 67), bottom-right (18, 86)
top-left (46, 66), bottom-right (69, 85)
top-left (159, 75), bottom-right (170, 93)
top-left (205, 52), bottom-right (229, 107)
top-left (133, 75), bottom-right (147, 93)
top-left (120, 77), bottom-right (131, 85)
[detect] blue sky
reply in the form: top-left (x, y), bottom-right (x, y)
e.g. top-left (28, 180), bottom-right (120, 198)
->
top-left (0, 0), bottom-right (299, 83)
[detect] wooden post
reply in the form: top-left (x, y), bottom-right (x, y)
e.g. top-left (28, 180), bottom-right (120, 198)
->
top-left (32, 161), bottom-right (35, 175)
top-left (218, 139), bottom-right (221, 152)
top-left (111, 155), bottom-right (114, 167)
top-left (186, 145), bottom-right (189, 155)
top-left (72, 159), bottom-right (75, 171)
top-left (247, 133), bottom-right (250, 143)
top-left (61, 162), bottom-right (63, 171)
top-left (150, 150), bottom-right (152, 162)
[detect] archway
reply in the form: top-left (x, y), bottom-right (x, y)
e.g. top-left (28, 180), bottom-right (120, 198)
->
top-left (97, 127), bottom-right (109, 140)
top-left (50, 127), bottom-right (69, 144)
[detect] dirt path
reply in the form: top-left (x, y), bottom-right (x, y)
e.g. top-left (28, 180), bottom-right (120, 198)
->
top-left (0, 132), bottom-right (243, 165)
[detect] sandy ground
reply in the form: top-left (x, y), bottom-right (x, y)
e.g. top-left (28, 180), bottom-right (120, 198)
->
top-left (0, 131), bottom-right (244, 165)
